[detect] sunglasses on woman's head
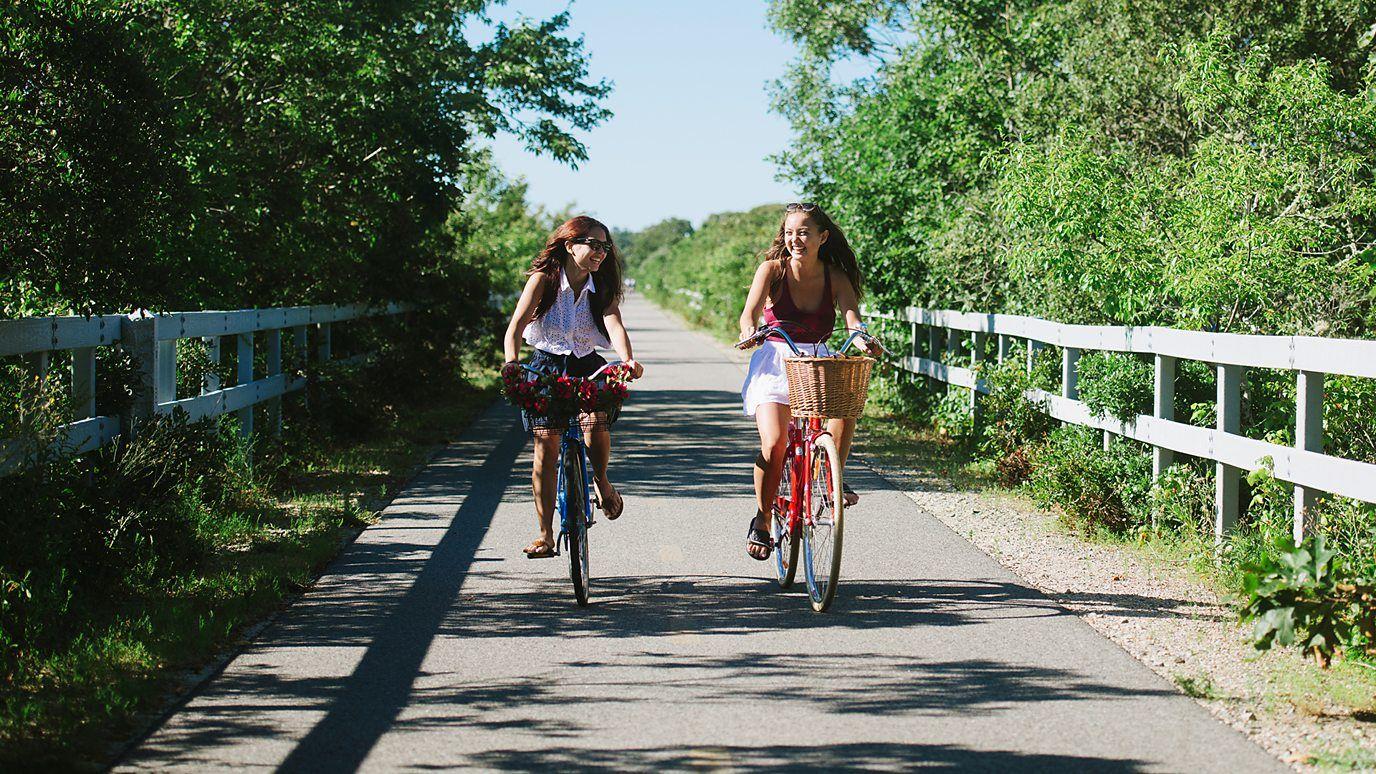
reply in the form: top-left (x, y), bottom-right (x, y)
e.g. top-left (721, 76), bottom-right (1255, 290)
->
top-left (785, 202), bottom-right (819, 212)
top-left (570, 237), bottom-right (612, 252)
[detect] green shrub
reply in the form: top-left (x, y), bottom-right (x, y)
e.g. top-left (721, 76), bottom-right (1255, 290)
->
top-left (930, 389), bottom-right (973, 440)
top-left (1077, 352), bottom-right (1153, 423)
top-left (1241, 535), bottom-right (1376, 668)
top-left (1028, 426), bottom-right (1153, 533)
top-left (1327, 376), bottom-right (1376, 464)
top-left (632, 204), bottom-right (785, 342)
top-left (1149, 463), bottom-right (1214, 536)
top-left (978, 356), bottom-right (1054, 457)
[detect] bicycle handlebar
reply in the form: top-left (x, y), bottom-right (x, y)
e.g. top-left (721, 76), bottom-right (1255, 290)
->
top-left (735, 325), bottom-right (888, 358)
top-left (518, 360), bottom-right (624, 381)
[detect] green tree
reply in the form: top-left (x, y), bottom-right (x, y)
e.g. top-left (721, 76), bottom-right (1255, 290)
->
top-left (0, 0), bottom-right (611, 316)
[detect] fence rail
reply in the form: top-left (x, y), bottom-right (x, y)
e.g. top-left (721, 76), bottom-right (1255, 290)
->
top-left (1, 302), bottom-right (406, 472)
top-left (862, 305), bottom-right (1376, 546)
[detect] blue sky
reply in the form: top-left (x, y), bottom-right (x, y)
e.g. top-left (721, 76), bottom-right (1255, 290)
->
top-left (483, 1), bottom-right (807, 231)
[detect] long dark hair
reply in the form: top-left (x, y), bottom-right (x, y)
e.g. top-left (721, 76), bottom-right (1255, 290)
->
top-left (761, 205), bottom-right (863, 299)
top-left (527, 215), bottom-right (624, 332)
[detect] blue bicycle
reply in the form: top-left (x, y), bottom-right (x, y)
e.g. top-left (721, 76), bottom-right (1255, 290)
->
top-left (520, 361), bottom-right (623, 606)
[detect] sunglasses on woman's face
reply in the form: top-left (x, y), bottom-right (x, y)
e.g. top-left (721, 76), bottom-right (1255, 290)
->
top-left (570, 237), bottom-right (612, 253)
top-left (785, 202), bottom-right (819, 212)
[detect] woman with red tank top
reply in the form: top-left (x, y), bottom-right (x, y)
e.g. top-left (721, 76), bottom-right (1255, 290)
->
top-left (736, 203), bottom-right (871, 561)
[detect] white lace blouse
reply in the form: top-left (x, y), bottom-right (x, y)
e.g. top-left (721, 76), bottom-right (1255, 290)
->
top-left (523, 269), bottom-right (612, 357)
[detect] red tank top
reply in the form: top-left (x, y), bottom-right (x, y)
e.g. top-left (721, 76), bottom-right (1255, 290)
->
top-left (763, 264), bottom-right (835, 344)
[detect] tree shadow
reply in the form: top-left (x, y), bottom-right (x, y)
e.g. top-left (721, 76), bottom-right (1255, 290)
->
top-left (461, 742), bottom-right (1150, 772)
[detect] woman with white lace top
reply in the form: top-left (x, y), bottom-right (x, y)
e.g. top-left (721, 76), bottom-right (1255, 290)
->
top-left (502, 216), bottom-right (644, 559)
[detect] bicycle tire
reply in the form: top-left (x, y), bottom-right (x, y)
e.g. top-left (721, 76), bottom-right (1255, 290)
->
top-left (772, 449), bottom-right (800, 588)
top-left (802, 434), bottom-right (844, 612)
top-left (564, 451), bottom-right (591, 606)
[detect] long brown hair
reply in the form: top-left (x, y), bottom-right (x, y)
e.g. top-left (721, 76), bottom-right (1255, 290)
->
top-left (527, 215), bottom-right (623, 333)
top-left (761, 205), bottom-right (863, 299)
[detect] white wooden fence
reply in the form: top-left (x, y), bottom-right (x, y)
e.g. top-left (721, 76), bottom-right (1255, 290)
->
top-left (862, 306), bottom-right (1376, 546)
top-left (1, 302), bottom-right (406, 471)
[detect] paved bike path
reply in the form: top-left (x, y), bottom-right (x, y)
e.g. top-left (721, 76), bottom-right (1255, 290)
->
top-left (122, 294), bottom-right (1282, 772)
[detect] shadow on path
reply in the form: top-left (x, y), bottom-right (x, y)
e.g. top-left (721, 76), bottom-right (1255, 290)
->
top-left (463, 742), bottom-right (1151, 772)
top-left (272, 421), bottom-right (527, 772)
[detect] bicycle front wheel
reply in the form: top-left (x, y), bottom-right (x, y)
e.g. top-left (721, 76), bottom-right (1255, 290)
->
top-left (802, 433), bottom-right (844, 612)
top-left (772, 449), bottom-right (800, 588)
top-left (563, 451), bottom-right (591, 606)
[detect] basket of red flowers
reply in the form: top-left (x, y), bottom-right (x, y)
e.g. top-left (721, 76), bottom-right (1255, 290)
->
top-left (502, 363), bottom-right (632, 435)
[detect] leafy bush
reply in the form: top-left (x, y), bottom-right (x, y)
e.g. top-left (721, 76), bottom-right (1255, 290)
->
top-left (978, 356), bottom-right (1054, 457)
top-left (1149, 463), bottom-right (1214, 536)
top-left (1241, 535), bottom-right (1376, 668)
top-left (1028, 426), bottom-right (1153, 533)
top-left (634, 205), bottom-right (781, 341)
top-left (1077, 352), bottom-right (1153, 424)
top-left (930, 390), bottom-right (973, 440)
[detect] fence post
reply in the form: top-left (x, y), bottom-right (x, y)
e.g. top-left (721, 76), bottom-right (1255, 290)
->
top-left (317, 321), bottom-right (333, 363)
top-left (997, 334), bottom-right (1010, 364)
top-left (71, 347), bottom-right (96, 420)
top-left (266, 328), bottom-right (282, 438)
top-left (1293, 371), bottom-right (1324, 542)
top-left (927, 324), bottom-right (941, 392)
top-left (1061, 347), bottom-right (1080, 400)
top-left (908, 316), bottom-right (919, 391)
top-left (292, 325), bottom-right (308, 407)
top-left (202, 336), bottom-right (221, 394)
top-left (237, 331), bottom-right (254, 438)
top-left (1215, 364), bottom-right (1244, 550)
top-left (1152, 354), bottom-right (1176, 482)
top-left (122, 313), bottom-right (158, 436)
top-left (970, 332), bottom-right (986, 432)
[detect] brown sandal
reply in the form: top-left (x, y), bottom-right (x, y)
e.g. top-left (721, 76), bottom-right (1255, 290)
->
top-left (599, 483), bottom-right (624, 521)
top-left (522, 539), bottom-right (558, 559)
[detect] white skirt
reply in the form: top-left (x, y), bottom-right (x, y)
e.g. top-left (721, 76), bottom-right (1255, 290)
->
top-left (741, 339), bottom-right (834, 416)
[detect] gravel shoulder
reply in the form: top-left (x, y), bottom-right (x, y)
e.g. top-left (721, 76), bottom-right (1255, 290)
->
top-left (853, 428), bottom-right (1376, 772)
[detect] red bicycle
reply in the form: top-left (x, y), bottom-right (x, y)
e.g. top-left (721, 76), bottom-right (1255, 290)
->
top-left (736, 323), bottom-right (884, 611)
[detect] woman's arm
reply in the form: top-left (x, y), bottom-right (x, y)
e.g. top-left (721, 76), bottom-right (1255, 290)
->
top-left (738, 262), bottom-right (777, 341)
top-left (602, 298), bottom-right (644, 379)
top-left (503, 273), bottom-right (548, 367)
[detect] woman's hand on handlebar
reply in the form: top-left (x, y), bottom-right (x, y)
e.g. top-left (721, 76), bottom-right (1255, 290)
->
top-left (624, 359), bottom-right (645, 380)
top-left (736, 326), bottom-right (764, 350)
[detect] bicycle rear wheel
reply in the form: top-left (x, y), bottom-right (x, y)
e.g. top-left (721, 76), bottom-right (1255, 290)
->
top-left (802, 434), bottom-right (844, 612)
top-left (563, 450), bottom-right (591, 606)
top-left (772, 448), bottom-right (800, 588)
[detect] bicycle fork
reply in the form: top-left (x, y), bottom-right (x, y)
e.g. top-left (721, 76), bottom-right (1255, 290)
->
top-left (556, 437), bottom-right (596, 553)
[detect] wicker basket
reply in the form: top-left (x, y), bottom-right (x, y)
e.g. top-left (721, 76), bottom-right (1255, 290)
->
top-left (524, 402), bottom-right (622, 436)
top-left (784, 356), bottom-right (876, 419)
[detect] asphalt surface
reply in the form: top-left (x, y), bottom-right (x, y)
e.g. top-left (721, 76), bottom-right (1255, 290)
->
top-left (121, 294), bottom-right (1284, 772)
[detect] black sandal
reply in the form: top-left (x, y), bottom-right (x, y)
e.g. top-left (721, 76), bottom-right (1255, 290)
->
top-left (842, 483), bottom-right (859, 506)
top-left (747, 512), bottom-right (772, 561)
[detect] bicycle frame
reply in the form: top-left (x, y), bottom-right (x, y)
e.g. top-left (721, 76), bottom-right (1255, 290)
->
top-left (520, 361), bottom-right (622, 549)
top-left (740, 323), bottom-right (880, 546)
top-left (555, 421), bottom-right (595, 545)
top-left (777, 416), bottom-right (829, 536)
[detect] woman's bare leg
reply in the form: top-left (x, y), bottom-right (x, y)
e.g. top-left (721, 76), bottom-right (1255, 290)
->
top-left (752, 402), bottom-right (791, 558)
top-left (584, 425), bottom-right (620, 513)
top-left (827, 416), bottom-right (859, 505)
top-left (531, 434), bottom-right (560, 547)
